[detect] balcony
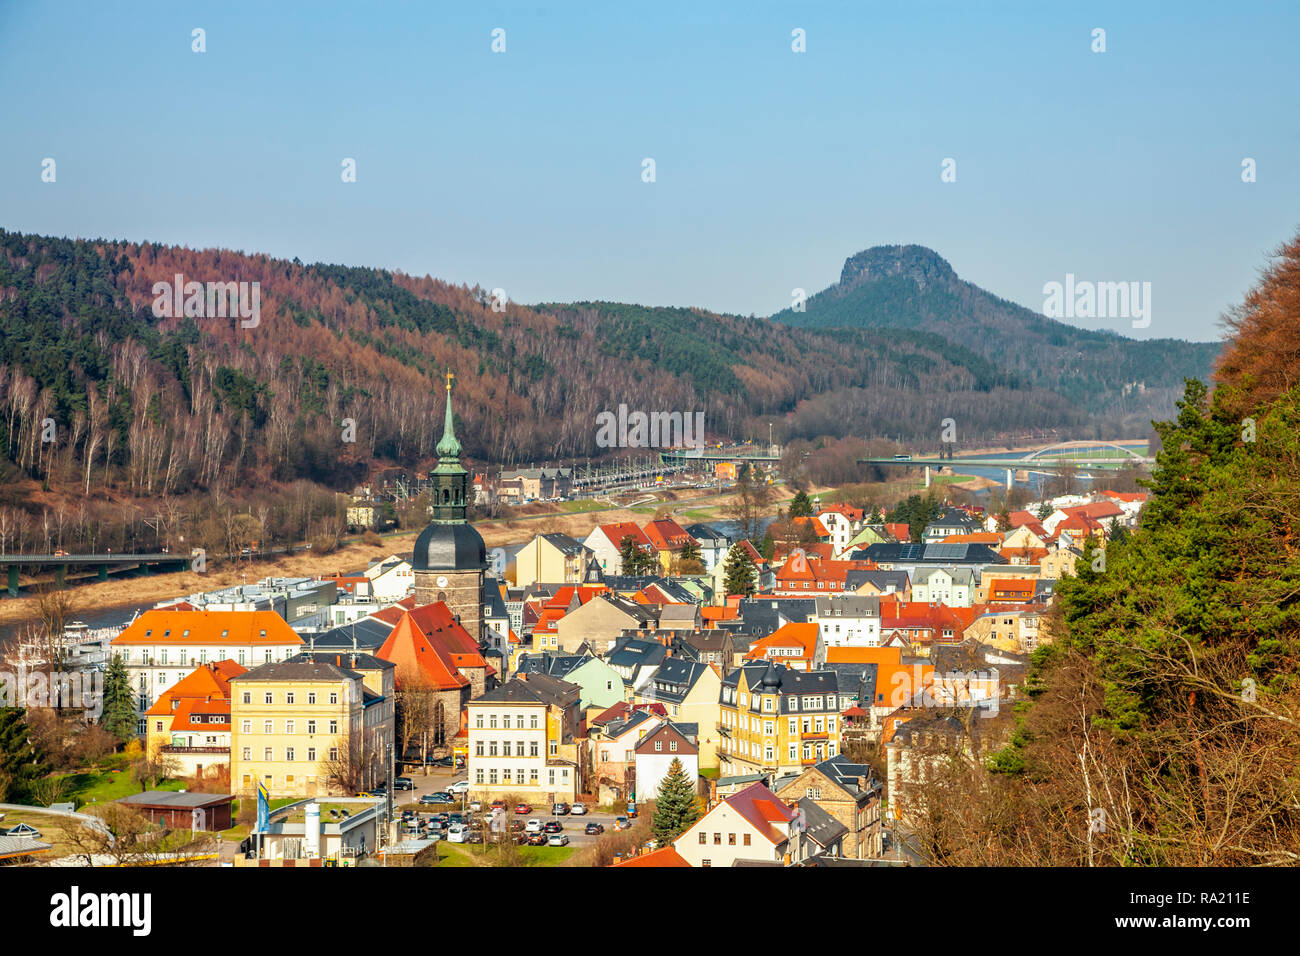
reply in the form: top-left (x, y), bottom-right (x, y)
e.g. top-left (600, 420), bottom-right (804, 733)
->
top-left (800, 730), bottom-right (829, 740)
top-left (160, 745), bottom-right (230, 755)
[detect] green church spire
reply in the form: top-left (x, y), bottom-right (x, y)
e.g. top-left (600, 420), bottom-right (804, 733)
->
top-left (436, 369), bottom-right (462, 460)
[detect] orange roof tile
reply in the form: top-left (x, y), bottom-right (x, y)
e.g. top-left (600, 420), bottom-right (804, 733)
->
top-left (113, 610), bottom-right (302, 646)
top-left (614, 845), bottom-right (692, 867)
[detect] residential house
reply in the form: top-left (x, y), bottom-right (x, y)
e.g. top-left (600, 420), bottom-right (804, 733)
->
top-left (673, 781), bottom-right (801, 867)
top-left (635, 658), bottom-right (723, 768)
top-left (718, 661), bottom-right (842, 778)
top-left (742, 621), bottom-right (825, 671)
top-left (683, 523), bottom-right (732, 571)
top-left (229, 651), bottom-right (396, 798)
top-left (642, 518), bottom-right (699, 575)
top-left (112, 608), bottom-right (303, 727)
top-left (556, 592), bottom-right (656, 655)
top-left (910, 567), bottom-right (976, 607)
top-left (583, 522), bottom-right (654, 575)
top-left (633, 720), bottom-right (700, 802)
top-left (810, 594), bottom-right (881, 647)
top-left (467, 673), bottom-right (583, 802)
top-left (144, 659), bottom-right (246, 779)
top-left (514, 532), bottom-right (597, 589)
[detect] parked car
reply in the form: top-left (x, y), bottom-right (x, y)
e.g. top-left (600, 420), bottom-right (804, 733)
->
top-left (491, 800), bottom-right (507, 810)
top-left (448, 812), bottom-right (465, 825)
top-left (428, 792), bottom-right (454, 804)
top-left (446, 823), bottom-right (468, 843)
top-left (570, 803), bottom-right (588, 816)
top-left (552, 802), bottom-right (570, 815)
top-left (547, 834), bottom-right (570, 847)
top-left (525, 819), bottom-right (544, 833)
top-left (394, 777), bottom-right (414, 791)
top-left (448, 780), bottom-right (471, 794)
top-left (469, 800), bottom-right (483, 812)
top-left (543, 820), bottom-right (563, 834)
top-left (466, 829), bottom-right (485, 844)
top-left (614, 816), bottom-right (629, 830)
top-left (584, 822), bottom-right (605, 835)
top-left (514, 803), bottom-right (532, 814)
top-left (418, 794), bottom-right (441, 805)
top-left (508, 820), bottom-right (526, 832)
top-left (527, 832), bottom-right (548, 846)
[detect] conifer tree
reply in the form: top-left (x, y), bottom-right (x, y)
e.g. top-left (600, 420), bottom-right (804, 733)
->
top-left (101, 653), bottom-right (136, 744)
top-left (651, 757), bottom-right (702, 846)
top-left (0, 708), bottom-right (49, 802)
top-left (722, 544), bottom-right (757, 596)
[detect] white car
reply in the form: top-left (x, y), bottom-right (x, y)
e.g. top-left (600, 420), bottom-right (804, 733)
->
top-left (570, 804), bottom-right (588, 816)
top-left (448, 780), bottom-right (470, 794)
top-left (446, 823), bottom-right (468, 843)
top-left (525, 818), bottom-right (544, 833)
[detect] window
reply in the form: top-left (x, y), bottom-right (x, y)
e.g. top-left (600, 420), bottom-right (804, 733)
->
top-left (518, 741), bottom-right (526, 757)
top-left (264, 720), bottom-right (273, 734)
top-left (476, 713), bottom-right (484, 729)
top-left (490, 715), bottom-right (498, 729)
top-left (530, 741), bottom-right (539, 757)
top-left (264, 692), bottom-right (273, 705)
top-left (489, 741), bottom-right (498, 757)
top-left (516, 715), bottom-right (526, 729)
top-left (243, 692), bottom-right (251, 704)
top-left (285, 748), bottom-right (295, 762)
top-left (476, 769), bottom-right (485, 784)
top-left (242, 720), bottom-right (251, 733)
top-left (699, 832), bottom-right (707, 845)
top-left (728, 833), bottom-right (736, 845)
top-left (285, 720), bottom-right (295, 734)
top-left (503, 741), bottom-right (512, 757)
top-left (530, 714), bottom-right (538, 729)
top-left (307, 748), bottom-right (315, 762)
top-left (329, 747), bottom-right (339, 761)
top-left (154, 720), bottom-right (163, 732)
top-left (548, 770), bottom-right (555, 786)
top-left (329, 720), bottom-right (338, 734)
top-left (788, 718), bottom-right (797, 735)
top-left (476, 741), bottom-right (485, 757)
top-left (265, 651), bottom-right (273, 663)
top-left (242, 748), bottom-right (251, 760)
top-left (670, 740), bottom-right (677, 752)
top-left (713, 833), bottom-right (721, 845)
top-left (286, 692), bottom-right (295, 705)
top-left (329, 692), bottom-right (338, 705)
top-left (530, 769), bottom-right (538, 785)
top-left (549, 742), bottom-right (557, 756)
top-left (655, 740), bottom-right (662, 752)
top-left (307, 720), bottom-right (316, 734)
top-left (743, 833), bottom-right (751, 846)
top-left (263, 747), bottom-right (273, 760)
top-left (308, 692), bottom-right (316, 705)
top-left (489, 769), bottom-right (498, 785)
top-left (503, 769), bottom-right (512, 783)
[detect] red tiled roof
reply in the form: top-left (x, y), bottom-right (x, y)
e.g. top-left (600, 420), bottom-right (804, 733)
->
top-left (614, 845), bottom-right (691, 867)
top-left (722, 782), bottom-right (795, 845)
top-left (598, 522), bottom-right (652, 549)
top-left (642, 519), bottom-right (696, 552)
top-left (377, 602), bottom-right (485, 691)
top-left (884, 523), bottom-right (910, 542)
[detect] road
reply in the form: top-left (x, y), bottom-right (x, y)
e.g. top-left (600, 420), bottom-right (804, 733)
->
top-left (395, 765), bottom-right (633, 851)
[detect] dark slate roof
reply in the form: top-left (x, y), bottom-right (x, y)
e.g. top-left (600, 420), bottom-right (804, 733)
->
top-left (797, 797), bottom-right (849, 848)
top-left (305, 616), bottom-right (394, 650)
top-left (516, 652), bottom-right (589, 679)
top-left (843, 569), bottom-right (911, 593)
top-left (729, 597), bottom-right (816, 637)
top-left (645, 658), bottom-right (712, 703)
top-left (540, 532), bottom-right (588, 556)
top-left (412, 521), bottom-right (487, 572)
top-left (852, 542), bottom-right (1007, 565)
top-left (816, 754), bottom-right (881, 796)
top-left (484, 586), bottom-right (510, 620)
top-left (474, 674), bottom-right (579, 708)
top-left (606, 638), bottom-right (669, 671)
top-left (683, 523), bottom-right (732, 545)
top-left (824, 662), bottom-right (878, 704)
top-left (231, 659), bottom-right (364, 683)
top-left (288, 650), bottom-right (395, 672)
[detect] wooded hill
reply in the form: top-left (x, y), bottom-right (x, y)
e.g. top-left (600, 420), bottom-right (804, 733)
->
top-left (0, 230), bottom-right (1218, 503)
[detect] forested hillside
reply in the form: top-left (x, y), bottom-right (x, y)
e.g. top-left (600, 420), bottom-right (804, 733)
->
top-left (0, 230), bottom-right (1216, 512)
top-left (907, 232), bottom-right (1300, 866)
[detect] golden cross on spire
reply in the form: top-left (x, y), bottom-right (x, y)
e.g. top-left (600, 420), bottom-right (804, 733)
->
top-left (445, 369), bottom-right (455, 392)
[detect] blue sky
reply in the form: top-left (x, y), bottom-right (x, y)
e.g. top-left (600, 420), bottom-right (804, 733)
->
top-left (1, 0), bottom-right (1296, 341)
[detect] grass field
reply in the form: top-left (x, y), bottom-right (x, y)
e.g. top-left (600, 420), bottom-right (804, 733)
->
top-left (57, 767), bottom-right (186, 807)
top-left (431, 841), bottom-right (577, 866)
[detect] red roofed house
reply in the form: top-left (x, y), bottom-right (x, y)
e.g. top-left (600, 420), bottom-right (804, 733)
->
top-left (878, 599), bottom-right (977, 656)
top-left (112, 609), bottom-right (303, 726)
top-left (642, 518), bottom-right (699, 574)
top-left (743, 621), bottom-right (825, 671)
top-left (584, 522), bottom-right (655, 575)
top-left (773, 557), bottom-right (876, 596)
top-left (378, 602), bottom-right (493, 752)
top-left (144, 659), bottom-right (246, 778)
top-left (674, 781), bottom-right (803, 867)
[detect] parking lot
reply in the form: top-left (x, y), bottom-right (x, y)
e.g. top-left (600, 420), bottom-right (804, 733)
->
top-left (386, 766), bottom-right (638, 850)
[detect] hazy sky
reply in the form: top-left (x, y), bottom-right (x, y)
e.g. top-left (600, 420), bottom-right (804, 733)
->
top-left (2, 0), bottom-right (1296, 342)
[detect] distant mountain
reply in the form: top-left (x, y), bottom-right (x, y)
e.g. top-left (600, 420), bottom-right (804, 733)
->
top-left (770, 244), bottom-right (1221, 409)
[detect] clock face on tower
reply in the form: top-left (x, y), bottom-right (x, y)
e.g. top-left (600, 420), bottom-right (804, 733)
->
top-left (436, 575), bottom-right (449, 588)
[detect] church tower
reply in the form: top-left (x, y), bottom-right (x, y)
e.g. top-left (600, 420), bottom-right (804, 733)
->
top-left (412, 372), bottom-right (486, 637)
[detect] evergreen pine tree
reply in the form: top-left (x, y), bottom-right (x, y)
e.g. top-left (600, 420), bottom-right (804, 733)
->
top-left (0, 708), bottom-right (49, 802)
top-left (722, 545), bottom-right (757, 596)
top-left (788, 491), bottom-right (814, 518)
top-left (101, 653), bottom-right (136, 744)
top-left (651, 756), bottom-right (702, 845)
